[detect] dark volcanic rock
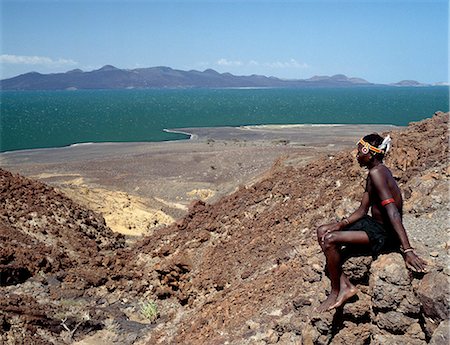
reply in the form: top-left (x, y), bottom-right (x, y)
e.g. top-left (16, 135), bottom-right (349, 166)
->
top-left (0, 169), bottom-right (125, 343)
top-left (123, 112), bottom-right (448, 344)
top-left (417, 272), bottom-right (450, 329)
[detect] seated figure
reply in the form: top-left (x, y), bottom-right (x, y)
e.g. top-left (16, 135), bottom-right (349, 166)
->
top-left (316, 134), bottom-right (426, 312)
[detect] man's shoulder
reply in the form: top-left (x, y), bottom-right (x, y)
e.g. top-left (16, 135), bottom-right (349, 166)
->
top-left (368, 164), bottom-right (391, 178)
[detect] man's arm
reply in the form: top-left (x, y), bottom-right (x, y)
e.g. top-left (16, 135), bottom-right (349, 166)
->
top-left (321, 191), bottom-right (370, 240)
top-left (342, 191), bottom-right (370, 227)
top-left (370, 168), bottom-right (426, 272)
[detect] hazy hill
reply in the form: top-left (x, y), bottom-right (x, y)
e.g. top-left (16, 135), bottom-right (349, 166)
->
top-left (0, 65), bottom-right (385, 90)
top-left (390, 80), bottom-right (429, 87)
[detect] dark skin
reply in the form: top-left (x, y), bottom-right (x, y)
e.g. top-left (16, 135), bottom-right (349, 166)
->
top-left (315, 143), bottom-right (427, 312)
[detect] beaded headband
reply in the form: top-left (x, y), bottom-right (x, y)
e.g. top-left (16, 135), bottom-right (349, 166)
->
top-left (358, 138), bottom-right (383, 154)
top-left (358, 135), bottom-right (391, 155)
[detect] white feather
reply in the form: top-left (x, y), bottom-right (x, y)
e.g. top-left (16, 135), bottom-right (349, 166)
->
top-left (379, 135), bottom-right (392, 153)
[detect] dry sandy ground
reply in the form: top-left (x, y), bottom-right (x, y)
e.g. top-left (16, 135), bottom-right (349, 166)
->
top-left (0, 124), bottom-right (396, 238)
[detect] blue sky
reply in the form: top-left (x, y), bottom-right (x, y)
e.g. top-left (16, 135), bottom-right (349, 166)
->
top-left (1, 0), bottom-right (448, 84)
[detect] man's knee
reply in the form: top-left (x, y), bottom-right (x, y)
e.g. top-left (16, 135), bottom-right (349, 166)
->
top-left (317, 225), bottom-right (328, 238)
top-left (323, 232), bottom-right (338, 250)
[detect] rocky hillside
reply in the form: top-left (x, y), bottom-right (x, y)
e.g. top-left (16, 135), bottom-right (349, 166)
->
top-left (0, 170), bottom-right (126, 343)
top-left (1, 112), bottom-right (448, 344)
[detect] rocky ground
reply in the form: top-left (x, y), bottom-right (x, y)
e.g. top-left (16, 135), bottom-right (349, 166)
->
top-left (1, 112), bottom-right (448, 344)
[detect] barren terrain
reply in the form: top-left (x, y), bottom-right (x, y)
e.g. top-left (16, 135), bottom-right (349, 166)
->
top-left (1, 113), bottom-right (448, 344)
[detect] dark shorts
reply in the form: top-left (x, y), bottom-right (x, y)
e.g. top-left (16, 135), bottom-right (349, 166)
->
top-left (341, 215), bottom-right (400, 258)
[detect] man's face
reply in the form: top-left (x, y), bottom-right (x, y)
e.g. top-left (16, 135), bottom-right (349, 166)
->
top-left (356, 143), bottom-right (371, 167)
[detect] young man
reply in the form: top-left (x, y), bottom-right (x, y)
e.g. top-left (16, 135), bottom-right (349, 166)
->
top-left (316, 133), bottom-right (426, 312)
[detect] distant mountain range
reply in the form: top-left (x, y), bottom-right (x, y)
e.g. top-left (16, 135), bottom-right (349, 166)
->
top-left (0, 65), bottom-right (442, 90)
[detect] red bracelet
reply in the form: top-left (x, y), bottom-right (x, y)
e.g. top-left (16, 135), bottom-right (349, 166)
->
top-left (381, 198), bottom-right (395, 207)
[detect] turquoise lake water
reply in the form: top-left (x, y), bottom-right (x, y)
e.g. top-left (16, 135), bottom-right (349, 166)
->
top-left (0, 87), bottom-right (448, 152)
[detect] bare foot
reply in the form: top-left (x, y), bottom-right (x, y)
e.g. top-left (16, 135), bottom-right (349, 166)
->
top-left (329, 285), bottom-right (358, 310)
top-left (316, 291), bottom-right (338, 312)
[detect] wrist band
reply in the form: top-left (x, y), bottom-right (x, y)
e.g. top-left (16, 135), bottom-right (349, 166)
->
top-left (403, 248), bottom-right (415, 254)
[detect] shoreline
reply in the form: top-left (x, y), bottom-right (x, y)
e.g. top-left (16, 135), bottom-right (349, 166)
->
top-left (0, 123), bottom-right (401, 155)
top-left (163, 128), bottom-right (197, 140)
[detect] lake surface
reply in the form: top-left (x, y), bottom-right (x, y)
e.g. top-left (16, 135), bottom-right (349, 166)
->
top-left (1, 86), bottom-right (448, 152)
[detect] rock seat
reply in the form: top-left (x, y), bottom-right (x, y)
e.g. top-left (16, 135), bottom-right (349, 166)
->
top-left (310, 253), bottom-right (449, 345)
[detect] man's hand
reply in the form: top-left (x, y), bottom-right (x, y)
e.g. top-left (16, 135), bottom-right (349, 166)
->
top-left (320, 222), bottom-right (345, 244)
top-left (404, 252), bottom-right (427, 273)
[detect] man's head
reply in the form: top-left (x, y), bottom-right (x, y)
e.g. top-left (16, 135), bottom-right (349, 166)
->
top-left (357, 133), bottom-right (389, 167)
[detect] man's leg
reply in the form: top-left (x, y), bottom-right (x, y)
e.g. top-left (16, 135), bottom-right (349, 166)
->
top-left (315, 223), bottom-right (340, 310)
top-left (317, 230), bottom-right (370, 312)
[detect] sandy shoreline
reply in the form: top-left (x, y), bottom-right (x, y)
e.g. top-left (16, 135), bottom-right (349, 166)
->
top-left (1, 124), bottom-right (398, 237)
